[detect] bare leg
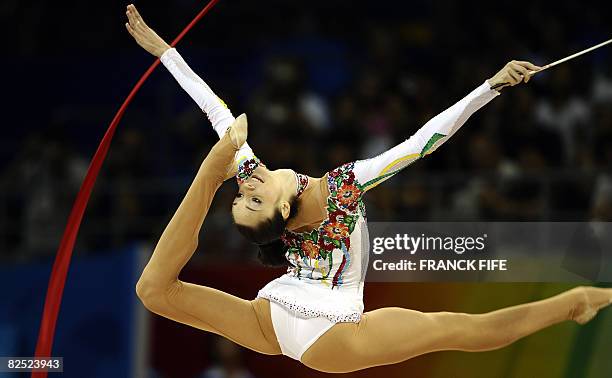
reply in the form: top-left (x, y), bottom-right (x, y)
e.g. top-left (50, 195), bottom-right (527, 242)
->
top-left (135, 119), bottom-right (281, 354)
top-left (301, 286), bottom-right (612, 373)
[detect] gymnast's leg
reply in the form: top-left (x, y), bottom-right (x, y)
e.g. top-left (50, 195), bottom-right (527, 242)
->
top-left (136, 115), bottom-right (282, 355)
top-left (301, 286), bottom-right (612, 373)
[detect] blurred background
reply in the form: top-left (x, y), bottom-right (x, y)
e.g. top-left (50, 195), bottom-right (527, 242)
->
top-left (1, 0), bottom-right (611, 377)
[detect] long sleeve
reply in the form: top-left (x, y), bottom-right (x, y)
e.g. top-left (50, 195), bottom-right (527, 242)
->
top-left (160, 48), bottom-right (256, 172)
top-left (354, 80), bottom-right (500, 191)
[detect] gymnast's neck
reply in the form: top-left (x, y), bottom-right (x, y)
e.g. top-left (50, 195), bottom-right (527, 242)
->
top-left (286, 173), bottom-right (330, 233)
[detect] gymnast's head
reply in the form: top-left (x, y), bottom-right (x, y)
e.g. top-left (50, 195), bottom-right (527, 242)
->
top-left (228, 114), bottom-right (298, 265)
top-left (232, 167), bottom-right (299, 266)
top-left (232, 169), bottom-right (299, 253)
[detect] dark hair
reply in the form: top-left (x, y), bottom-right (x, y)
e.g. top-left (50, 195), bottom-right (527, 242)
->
top-left (234, 196), bottom-right (299, 267)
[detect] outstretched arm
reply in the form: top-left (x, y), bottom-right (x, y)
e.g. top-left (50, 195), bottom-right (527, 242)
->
top-left (353, 60), bottom-right (541, 192)
top-left (125, 4), bottom-right (255, 177)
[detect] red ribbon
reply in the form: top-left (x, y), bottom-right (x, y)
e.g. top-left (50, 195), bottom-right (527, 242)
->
top-left (32, 1), bottom-right (221, 376)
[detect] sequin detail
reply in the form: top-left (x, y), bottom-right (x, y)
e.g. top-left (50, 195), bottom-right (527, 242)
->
top-left (257, 289), bottom-right (361, 323)
top-left (295, 172), bottom-right (309, 197)
top-left (236, 156), bottom-right (265, 184)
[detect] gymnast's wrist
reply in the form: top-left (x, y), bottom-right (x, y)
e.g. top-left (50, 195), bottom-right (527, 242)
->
top-left (486, 78), bottom-right (504, 92)
top-left (156, 45), bottom-right (172, 58)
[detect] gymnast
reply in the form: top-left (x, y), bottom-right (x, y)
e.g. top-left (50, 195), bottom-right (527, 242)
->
top-left (125, 4), bottom-right (612, 373)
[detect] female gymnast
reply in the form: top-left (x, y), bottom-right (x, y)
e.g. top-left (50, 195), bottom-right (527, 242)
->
top-left (126, 4), bottom-right (612, 373)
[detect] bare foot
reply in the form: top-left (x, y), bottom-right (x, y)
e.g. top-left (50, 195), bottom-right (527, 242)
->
top-left (228, 114), bottom-right (248, 148)
top-left (568, 286), bottom-right (612, 325)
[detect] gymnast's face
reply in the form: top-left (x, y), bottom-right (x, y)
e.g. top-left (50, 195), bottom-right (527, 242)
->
top-left (232, 166), bottom-right (282, 227)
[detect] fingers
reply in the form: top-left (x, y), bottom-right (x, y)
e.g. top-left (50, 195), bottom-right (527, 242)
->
top-left (491, 59), bottom-right (542, 91)
top-left (126, 4), bottom-right (147, 30)
top-left (515, 60), bottom-right (543, 72)
top-left (125, 5), bottom-right (145, 43)
top-left (125, 5), bottom-right (137, 38)
top-left (509, 61), bottom-right (530, 83)
top-left (126, 4), bottom-right (144, 32)
top-left (132, 5), bottom-right (146, 27)
top-left (125, 4), bottom-right (170, 57)
top-left (126, 6), bottom-right (138, 29)
top-left (507, 68), bottom-right (522, 85)
top-left (125, 22), bottom-right (135, 38)
top-left (505, 60), bottom-right (543, 85)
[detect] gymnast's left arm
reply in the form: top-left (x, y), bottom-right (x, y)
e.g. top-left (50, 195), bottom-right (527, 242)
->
top-left (353, 60), bottom-right (541, 192)
top-left (125, 4), bottom-right (255, 179)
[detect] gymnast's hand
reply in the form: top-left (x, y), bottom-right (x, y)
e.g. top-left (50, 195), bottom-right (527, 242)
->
top-left (487, 60), bottom-right (542, 91)
top-left (125, 4), bottom-right (171, 58)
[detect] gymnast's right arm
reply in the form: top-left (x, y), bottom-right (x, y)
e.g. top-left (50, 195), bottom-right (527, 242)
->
top-left (351, 60), bottom-right (542, 192)
top-left (135, 115), bottom-right (246, 332)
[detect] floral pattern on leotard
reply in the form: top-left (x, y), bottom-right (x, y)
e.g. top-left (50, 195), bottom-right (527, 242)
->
top-left (295, 172), bottom-right (309, 197)
top-left (236, 156), bottom-right (265, 184)
top-left (281, 162), bottom-right (365, 288)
